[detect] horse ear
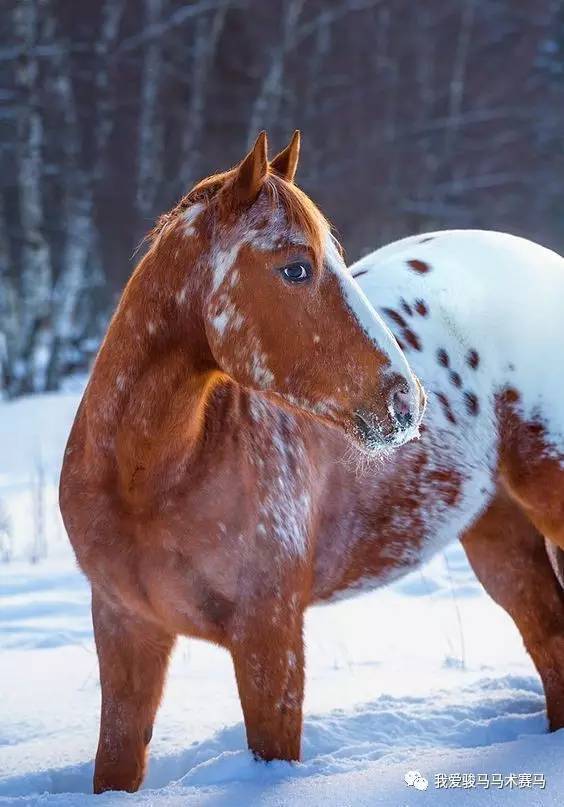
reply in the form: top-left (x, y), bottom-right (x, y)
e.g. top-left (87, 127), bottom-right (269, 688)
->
top-left (231, 131), bottom-right (269, 206)
top-left (270, 130), bottom-right (301, 182)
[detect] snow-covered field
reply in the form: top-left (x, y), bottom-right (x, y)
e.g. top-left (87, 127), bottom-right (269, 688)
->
top-left (1, 387), bottom-right (563, 805)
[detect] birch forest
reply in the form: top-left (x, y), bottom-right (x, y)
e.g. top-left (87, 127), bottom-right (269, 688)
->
top-left (1, 0), bottom-right (563, 396)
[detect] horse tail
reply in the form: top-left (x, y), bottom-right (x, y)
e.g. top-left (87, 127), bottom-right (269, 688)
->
top-left (545, 539), bottom-right (564, 590)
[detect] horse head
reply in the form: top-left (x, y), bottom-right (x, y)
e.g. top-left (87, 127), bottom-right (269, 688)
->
top-left (153, 131), bottom-right (425, 452)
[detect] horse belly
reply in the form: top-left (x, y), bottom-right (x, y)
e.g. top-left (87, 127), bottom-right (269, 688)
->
top-left (312, 431), bottom-right (496, 603)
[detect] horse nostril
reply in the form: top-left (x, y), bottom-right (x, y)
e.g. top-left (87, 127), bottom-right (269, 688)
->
top-left (391, 385), bottom-right (413, 430)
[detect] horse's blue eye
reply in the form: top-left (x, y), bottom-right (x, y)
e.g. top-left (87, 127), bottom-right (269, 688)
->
top-left (281, 262), bottom-right (311, 283)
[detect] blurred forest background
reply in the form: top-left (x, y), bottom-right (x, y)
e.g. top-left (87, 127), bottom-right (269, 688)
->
top-left (1, 0), bottom-right (564, 397)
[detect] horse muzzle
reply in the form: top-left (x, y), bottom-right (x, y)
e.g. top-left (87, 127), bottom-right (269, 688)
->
top-left (354, 375), bottom-right (426, 452)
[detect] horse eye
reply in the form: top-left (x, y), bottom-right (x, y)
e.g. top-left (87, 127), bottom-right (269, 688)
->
top-left (280, 261), bottom-right (312, 283)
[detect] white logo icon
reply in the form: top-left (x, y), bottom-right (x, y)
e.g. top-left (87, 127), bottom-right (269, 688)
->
top-left (405, 770), bottom-right (429, 791)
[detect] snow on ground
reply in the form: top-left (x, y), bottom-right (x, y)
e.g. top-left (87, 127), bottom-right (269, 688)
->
top-left (1, 387), bottom-right (563, 805)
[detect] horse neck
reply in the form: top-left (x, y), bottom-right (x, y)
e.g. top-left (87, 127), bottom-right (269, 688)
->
top-left (85, 237), bottom-right (222, 472)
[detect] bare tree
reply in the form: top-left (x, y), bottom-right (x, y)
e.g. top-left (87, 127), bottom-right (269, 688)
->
top-left (178, 4), bottom-right (229, 190)
top-left (137, 0), bottom-right (167, 223)
top-left (11, 0), bottom-right (53, 395)
top-left (41, 0), bottom-right (94, 389)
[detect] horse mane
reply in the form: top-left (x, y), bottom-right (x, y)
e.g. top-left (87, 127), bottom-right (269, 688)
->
top-left (149, 168), bottom-right (338, 265)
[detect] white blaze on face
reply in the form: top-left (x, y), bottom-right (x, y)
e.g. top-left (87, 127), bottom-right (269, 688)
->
top-left (324, 232), bottom-right (422, 428)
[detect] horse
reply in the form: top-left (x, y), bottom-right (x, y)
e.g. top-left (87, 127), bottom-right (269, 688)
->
top-left (59, 131), bottom-right (425, 794)
top-left (349, 228), bottom-right (564, 731)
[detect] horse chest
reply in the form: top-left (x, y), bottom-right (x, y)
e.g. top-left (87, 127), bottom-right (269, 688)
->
top-left (108, 451), bottom-right (314, 636)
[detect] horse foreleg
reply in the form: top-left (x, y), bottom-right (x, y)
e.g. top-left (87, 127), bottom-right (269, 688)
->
top-left (461, 489), bottom-right (564, 729)
top-left (230, 601), bottom-right (305, 762)
top-left (92, 589), bottom-right (175, 793)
